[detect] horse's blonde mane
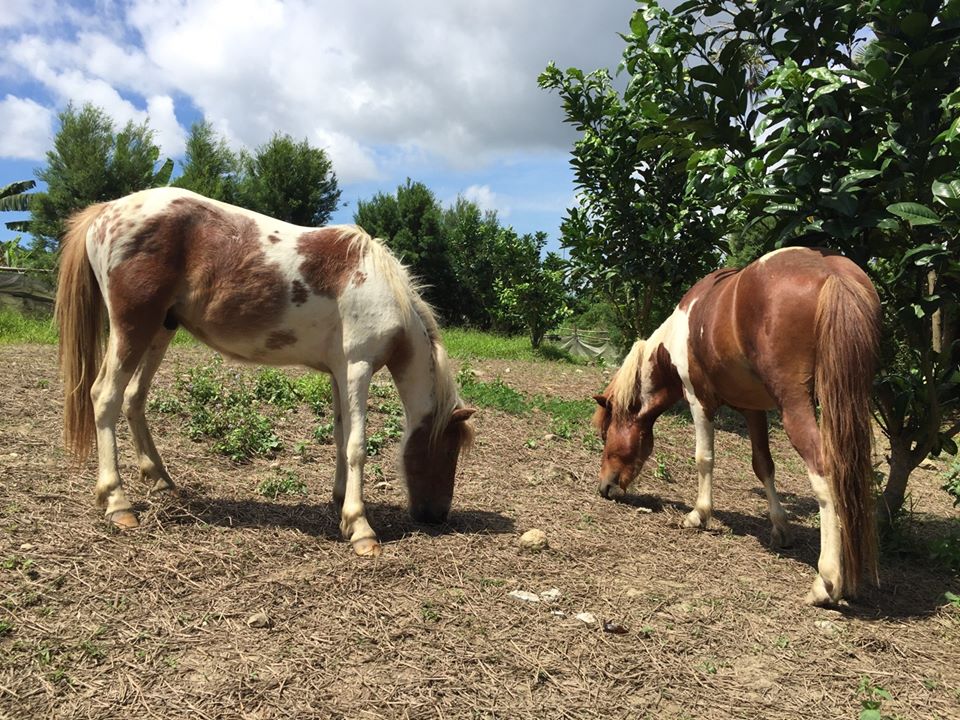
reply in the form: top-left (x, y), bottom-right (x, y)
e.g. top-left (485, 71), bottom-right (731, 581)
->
top-left (339, 225), bottom-right (467, 448)
top-left (610, 339), bottom-right (647, 418)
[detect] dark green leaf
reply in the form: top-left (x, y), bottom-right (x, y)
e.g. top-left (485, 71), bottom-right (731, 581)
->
top-left (689, 64), bottom-right (722, 84)
top-left (932, 179), bottom-right (960, 208)
top-left (886, 202), bottom-right (941, 226)
top-left (630, 12), bottom-right (648, 43)
top-left (153, 158), bottom-right (174, 186)
top-left (901, 11), bottom-right (930, 39)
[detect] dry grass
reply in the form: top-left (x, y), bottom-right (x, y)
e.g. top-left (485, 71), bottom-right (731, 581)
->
top-left (0, 345), bottom-right (958, 719)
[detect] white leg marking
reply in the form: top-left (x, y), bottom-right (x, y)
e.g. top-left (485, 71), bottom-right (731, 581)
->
top-left (336, 361), bottom-right (379, 554)
top-left (760, 467), bottom-right (792, 548)
top-left (806, 472), bottom-right (843, 605)
top-left (684, 400), bottom-right (715, 529)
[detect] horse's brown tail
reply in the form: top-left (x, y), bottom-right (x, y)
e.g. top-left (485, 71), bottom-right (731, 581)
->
top-left (55, 202), bottom-right (108, 464)
top-left (815, 272), bottom-right (881, 596)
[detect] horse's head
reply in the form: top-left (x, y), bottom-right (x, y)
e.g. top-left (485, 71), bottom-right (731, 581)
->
top-left (592, 369), bottom-right (654, 499)
top-left (401, 407), bottom-right (476, 524)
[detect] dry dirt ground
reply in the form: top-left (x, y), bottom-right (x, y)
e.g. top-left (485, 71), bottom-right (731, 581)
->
top-left (0, 344), bottom-right (958, 720)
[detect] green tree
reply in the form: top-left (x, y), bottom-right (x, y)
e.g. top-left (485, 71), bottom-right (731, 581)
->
top-left (733, 0), bottom-right (960, 518)
top-left (0, 180), bottom-right (35, 235)
top-left (549, 0), bottom-right (960, 518)
top-left (236, 133), bottom-right (340, 225)
top-left (443, 197), bottom-right (508, 328)
top-left (355, 179), bottom-right (459, 318)
top-left (539, 9), bottom-right (728, 340)
top-left (173, 121), bottom-right (239, 202)
top-left (493, 234), bottom-right (570, 347)
top-left (29, 103), bottom-right (173, 249)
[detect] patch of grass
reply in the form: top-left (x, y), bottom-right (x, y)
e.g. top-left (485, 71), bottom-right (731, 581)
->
top-left (857, 677), bottom-right (895, 720)
top-left (295, 373), bottom-right (333, 415)
top-left (170, 328), bottom-right (198, 346)
top-left (442, 327), bottom-right (581, 363)
top-left (148, 389), bottom-right (184, 414)
top-left (699, 659), bottom-right (719, 675)
top-left (257, 469), bottom-right (307, 499)
top-left (0, 307), bottom-right (57, 344)
top-left (176, 360), bottom-right (282, 462)
top-left (313, 422), bottom-right (335, 444)
top-left (254, 368), bottom-right (299, 409)
top-left (442, 329), bottom-right (536, 360)
top-left (367, 415), bottom-right (404, 456)
top-left (78, 640), bottom-right (106, 663)
top-left (458, 366), bottom-right (597, 445)
top-left (457, 365), bottom-right (527, 414)
top-left (0, 619), bottom-right (13, 636)
top-left (654, 454), bottom-right (673, 483)
top-left (420, 602), bottom-right (440, 623)
top-left (534, 396), bottom-right (593, 422)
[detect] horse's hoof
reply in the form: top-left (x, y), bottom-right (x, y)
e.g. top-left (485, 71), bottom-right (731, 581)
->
top-left (804, 576), bottom-right (838, 607)
top-left (107, 510), bottom-right (139, 530)
top-left (770, 525), bottom-right (793, 549)
top-left (149, 480), bottom-right (179, 497)
top-left (682, 510), bottom-right (706, 529)
top-left (352, 538), bottom-right (382, 557)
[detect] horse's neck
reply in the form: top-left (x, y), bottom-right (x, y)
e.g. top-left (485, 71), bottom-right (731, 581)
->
top-left (389, 326), bottom-right (441, 426)
top-left (639, 319), bottom-right (685, 420)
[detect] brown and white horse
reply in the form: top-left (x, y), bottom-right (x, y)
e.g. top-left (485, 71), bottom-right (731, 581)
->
top-left (55, 187), bottom-right (475, 556)
top-left (592, 247), bottom-right (880, 605)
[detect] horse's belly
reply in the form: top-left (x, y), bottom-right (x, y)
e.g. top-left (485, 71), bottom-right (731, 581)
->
top-left (711, 363), bottom-right (777, 411)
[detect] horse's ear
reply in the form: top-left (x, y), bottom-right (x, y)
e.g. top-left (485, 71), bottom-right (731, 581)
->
top-left (452, 407), bottom-right (476, 423)
top-left (593, 394), bottom-right (608, 408)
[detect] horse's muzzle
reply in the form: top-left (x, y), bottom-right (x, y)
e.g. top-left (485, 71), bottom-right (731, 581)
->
top-left (598, 479), bottom-right (625, 500)
top-left (411, 506), bottom-right (449, 525)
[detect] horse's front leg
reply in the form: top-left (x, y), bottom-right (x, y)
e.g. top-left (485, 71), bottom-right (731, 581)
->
top-left (335, 361), bottom-right (380, 557)
top-left (683, 401), bottom-right (715, 529)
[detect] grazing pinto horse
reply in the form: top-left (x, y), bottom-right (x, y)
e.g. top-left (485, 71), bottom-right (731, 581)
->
top-left (592, 247), bottom-right (880, 605)
top-left (56, 187), bottom-right (475, 556)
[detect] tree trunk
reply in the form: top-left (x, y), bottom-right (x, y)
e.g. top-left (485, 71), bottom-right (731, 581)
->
top-left (879, 436), bottom-right (919, 527)
top-left (928, 270), bottom-right (941, 354)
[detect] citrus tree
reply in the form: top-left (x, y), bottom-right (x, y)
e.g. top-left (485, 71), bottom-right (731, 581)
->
top-left (545, 0), bottom-right (960, 517)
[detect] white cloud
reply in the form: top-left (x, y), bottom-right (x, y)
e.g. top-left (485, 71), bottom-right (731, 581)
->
top-left (145, 95), bottom-right (186, 158)
top-left (462, 184), bottom-right (503, 215)
top-left (0, 0), bottom-right (60, 29)
top-left (312, 129), bottom-right (380, 184)
top-left (1, 0), bottom-right (635, 173)
top-left (0, 95), bottom-right (54, 160)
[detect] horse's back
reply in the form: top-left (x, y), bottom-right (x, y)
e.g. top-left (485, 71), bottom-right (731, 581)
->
top-left (84, 188), bottom-right (408, 369)
top-left (685, 247), bottom-right (870, 411)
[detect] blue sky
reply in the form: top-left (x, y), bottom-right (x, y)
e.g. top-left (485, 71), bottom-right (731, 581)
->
top-left (0, 0), bottom-right (639, 252)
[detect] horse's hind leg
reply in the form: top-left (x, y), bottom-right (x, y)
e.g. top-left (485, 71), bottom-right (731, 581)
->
top-left (92, 333), bottom-right (149, 529)
top-left (743, 409), bottom-right (791, 548)
top-left (123, 328), bottom-right (176, 495)
top-left (781, 398), bottom-right (842, 606)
